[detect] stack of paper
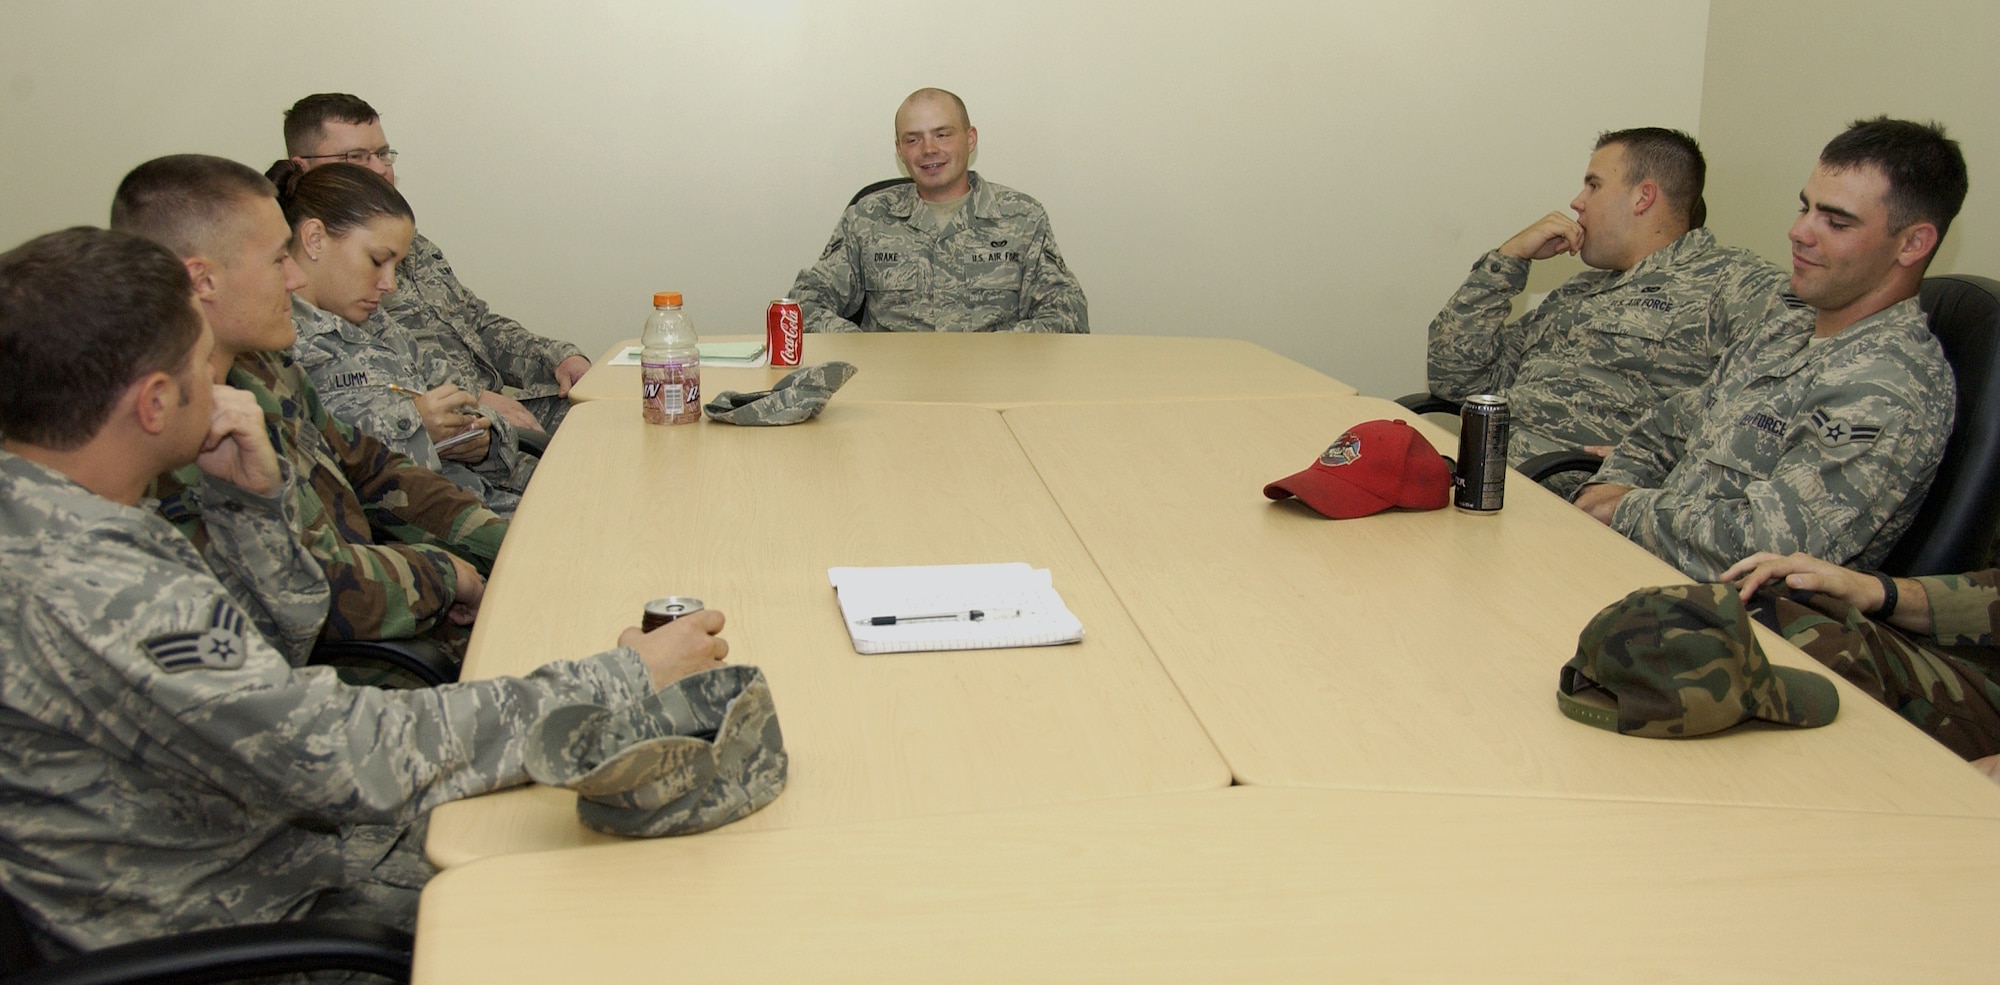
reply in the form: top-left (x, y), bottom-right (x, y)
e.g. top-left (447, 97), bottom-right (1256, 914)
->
top-left (608, 341), bottom-right (768, 367)
top-left (698, 341), bottom-right (768, 366)
top-left (828, 563), bottom-right (1086, 654)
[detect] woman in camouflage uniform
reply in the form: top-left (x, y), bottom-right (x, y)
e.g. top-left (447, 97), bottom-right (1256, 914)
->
top-left (267, 161), bottom-right (533, 516)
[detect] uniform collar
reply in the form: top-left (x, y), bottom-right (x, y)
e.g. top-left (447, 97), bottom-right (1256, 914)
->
top-left (0, 450), bottom-right (166, 537)
top-left (290, 294), bottom-right (388, 349)
top-left (892, 171), bottom-right (992, 227)
top-left (1603, 226), bottom-right (1715, 289)
top-left (1759, 295), bottom-right (1925, 378)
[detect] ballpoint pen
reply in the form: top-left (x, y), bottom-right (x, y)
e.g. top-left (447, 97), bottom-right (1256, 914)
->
top-left (385, 383), bottom-right (425, 399)
top-left (433, 426), bottom-right (487, 453)
top-left (860, 608), bottom-right (1021, 626)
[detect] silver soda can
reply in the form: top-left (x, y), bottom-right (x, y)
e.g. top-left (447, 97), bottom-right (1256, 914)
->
top-left (1454, 395), bottom-right (1508, 514)
top-left (641, 596), bottom-right (705, 632)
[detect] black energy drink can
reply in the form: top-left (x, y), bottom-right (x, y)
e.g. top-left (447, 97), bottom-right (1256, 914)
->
top-left (1454, 395), bottom-right (1508, 514)
top-left (641, 596), bottom-right (705, 632)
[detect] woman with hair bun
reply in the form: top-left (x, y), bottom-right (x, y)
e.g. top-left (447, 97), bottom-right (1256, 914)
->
top-left (269, 160), bottom-right (532, 516)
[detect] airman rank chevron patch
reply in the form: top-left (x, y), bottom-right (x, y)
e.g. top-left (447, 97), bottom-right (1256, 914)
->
top-left (140, 598), bottom-right (250, 672)
top-left (1810, 408), bottom-right (1881, 448)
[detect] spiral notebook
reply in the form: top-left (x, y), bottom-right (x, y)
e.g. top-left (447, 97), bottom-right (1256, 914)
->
top-left (828, 563), bottom-right (1086, 654)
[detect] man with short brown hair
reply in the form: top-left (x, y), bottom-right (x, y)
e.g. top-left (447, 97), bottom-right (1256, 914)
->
top-left (789, 87), bottom-right (1089, 334)
top-left (284, 92), bottom-right (589, 431)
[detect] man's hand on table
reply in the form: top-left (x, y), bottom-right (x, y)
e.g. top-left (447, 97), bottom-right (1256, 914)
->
top-left (622, 608), bottom-right (730, 689)
top-left (555, 355), bottom-right (591, 397)
top-left (1573, 483), bottom-right (1630, 525)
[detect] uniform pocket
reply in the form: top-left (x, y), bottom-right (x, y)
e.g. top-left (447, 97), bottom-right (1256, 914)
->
top-left (1592, 297), bottom-right (1708, 376)
top-left (1699, 403), bottom-right (1789, 484)
top-left (962, 255), bottom-right (1023, 313)
top-left (862, 250), bottom-right (928, 293)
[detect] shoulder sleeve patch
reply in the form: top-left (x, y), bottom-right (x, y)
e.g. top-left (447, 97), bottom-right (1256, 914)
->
top-left (140, 598), bottom-right (250, 672)
top-left (820, 235), bottom-right (844, 261)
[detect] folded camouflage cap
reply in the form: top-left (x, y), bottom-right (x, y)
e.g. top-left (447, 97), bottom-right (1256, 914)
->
top-left (1558, 583), bottom-right (1839, 738)
top-left (703, 361), bottom-right (858, 426)
top-left (523, 664), bottom-right (788, 836)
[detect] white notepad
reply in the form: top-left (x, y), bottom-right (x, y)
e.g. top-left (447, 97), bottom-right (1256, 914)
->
top-left (828, 563), bottom-right (1086, 654)
top-left (608, 342), bottom-right (768, 367)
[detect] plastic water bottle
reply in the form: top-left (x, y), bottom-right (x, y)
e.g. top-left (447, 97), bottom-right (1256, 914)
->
top-left (640, 291), bottom-right (701, 425)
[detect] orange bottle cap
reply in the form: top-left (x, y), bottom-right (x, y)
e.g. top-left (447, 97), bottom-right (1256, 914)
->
top-left (653, 291), bottom-right (683, 307)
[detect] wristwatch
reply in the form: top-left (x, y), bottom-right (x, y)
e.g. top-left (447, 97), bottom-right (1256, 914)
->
top-left (1863, 570), bottom-right (1898, 617)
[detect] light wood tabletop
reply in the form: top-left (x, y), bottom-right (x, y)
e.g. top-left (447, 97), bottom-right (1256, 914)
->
top-left (1001, 395), bottom-right (2000, 818)
top-left (425, 398), bottom-right (1230, 869)
top-left (564, 332), bottom-right (1356, 406)
top-left (414, 786), bottom-right (2000, 984)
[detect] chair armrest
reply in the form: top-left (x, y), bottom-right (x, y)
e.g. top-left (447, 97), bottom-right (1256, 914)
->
top-left (515, 429), bottom-right (551, 458)
top-left (5, 919), bottom-right (412, 985)
top-left (1517, 450), bottom-right (1604, 483)
top-left (308, 639), bottom-right (460, 687)
top-left (1394, 392), bottom-right (1460, 417)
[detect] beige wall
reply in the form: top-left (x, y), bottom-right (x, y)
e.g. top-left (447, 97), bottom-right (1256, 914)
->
top-left (1700, 0), bottom-right (1996, 277)
top-left (0, 1), bottom-right (1711, 398)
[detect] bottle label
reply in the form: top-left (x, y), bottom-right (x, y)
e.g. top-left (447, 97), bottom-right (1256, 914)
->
top-left (641, 359), bottom-right (702, 425)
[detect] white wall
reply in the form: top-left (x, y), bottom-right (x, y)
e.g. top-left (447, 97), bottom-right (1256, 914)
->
top-left (0, 1), bottom-right (1711, 398)
top-left (1699, 0), bottom-right (1996, 278)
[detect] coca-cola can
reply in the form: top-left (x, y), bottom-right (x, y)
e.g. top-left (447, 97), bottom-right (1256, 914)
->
top-left (767, 298), bottom-right (803, 368)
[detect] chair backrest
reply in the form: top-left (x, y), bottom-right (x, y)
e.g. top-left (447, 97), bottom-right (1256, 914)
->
top-left (1881, 273), bottom-right (2000, 576)
top-left (849, 177), bottom-right (913, 207)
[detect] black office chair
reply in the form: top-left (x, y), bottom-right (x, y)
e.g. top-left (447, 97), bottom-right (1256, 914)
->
top-left (1515, 274), bottom-right (2000, 575)
top-left (1878, 274), bottom-right (2000, 575)
top-left (849, 177), bottom-right (913, 207)
top-left (1, 887), bottom-right (412, 985)
top-left (308, 637), bottom-right (460, 688)
top-left (516, 429), bottom-right (550, 458)
top-left (1393, 392), bottom-right (1461, 417)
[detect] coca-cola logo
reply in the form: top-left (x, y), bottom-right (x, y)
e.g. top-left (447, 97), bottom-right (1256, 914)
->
top-left (772, 307), bottom-right (802, 365)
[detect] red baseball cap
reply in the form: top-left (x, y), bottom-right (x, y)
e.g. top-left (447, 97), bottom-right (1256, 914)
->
top-left (1262, 419), bottom-right (1453, 519)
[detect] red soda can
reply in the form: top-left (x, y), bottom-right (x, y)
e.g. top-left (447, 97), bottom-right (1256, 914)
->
top-left (767, 298), bottom-right (803, 368)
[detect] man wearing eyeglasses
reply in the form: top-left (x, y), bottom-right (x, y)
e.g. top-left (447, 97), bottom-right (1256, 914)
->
top-left (283, 93), bottom-right (590, 432)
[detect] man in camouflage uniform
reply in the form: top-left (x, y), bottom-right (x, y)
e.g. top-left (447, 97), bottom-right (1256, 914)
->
top-left (0, 225), bottom-right (733, 954)
top-left (111, 154), bottom-right (505, 646)
top-left (789, 88), bottom-right (1088, 334)
top-left (1577, 119), bottom-right (1966, 581)
top-left (291, 294), bottom-right (534, 519)
top-left (1428, 128), bottom-right (1786, 495)
top-left (1724, 552), bottom-right (2000, 781)
top-left (285, 93), bottom-right (590, 432)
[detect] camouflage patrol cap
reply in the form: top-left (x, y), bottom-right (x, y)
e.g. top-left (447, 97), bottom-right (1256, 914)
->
top-left (704, 360), bottom-right (858, 426)
top-left (524, 664), bottom-right (788, 837)
top-left (1558, 583), bottom-right (1839, 738)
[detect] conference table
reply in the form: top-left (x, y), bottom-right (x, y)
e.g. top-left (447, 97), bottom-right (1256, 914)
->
top-left (419, 335), bottom-right (2000, 982)
top-left (1003, 395), bottom-right (2000, 818)
top-left (416, 787), bottom-right (2000, 984)
top-left (564, 331), bottom-right (1358, 406)
top-left (427, 397), bottom-right (1230, 868)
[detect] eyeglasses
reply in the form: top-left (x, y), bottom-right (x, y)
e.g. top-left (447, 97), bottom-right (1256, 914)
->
top-left (300, 148), bottom-right (399, 166)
